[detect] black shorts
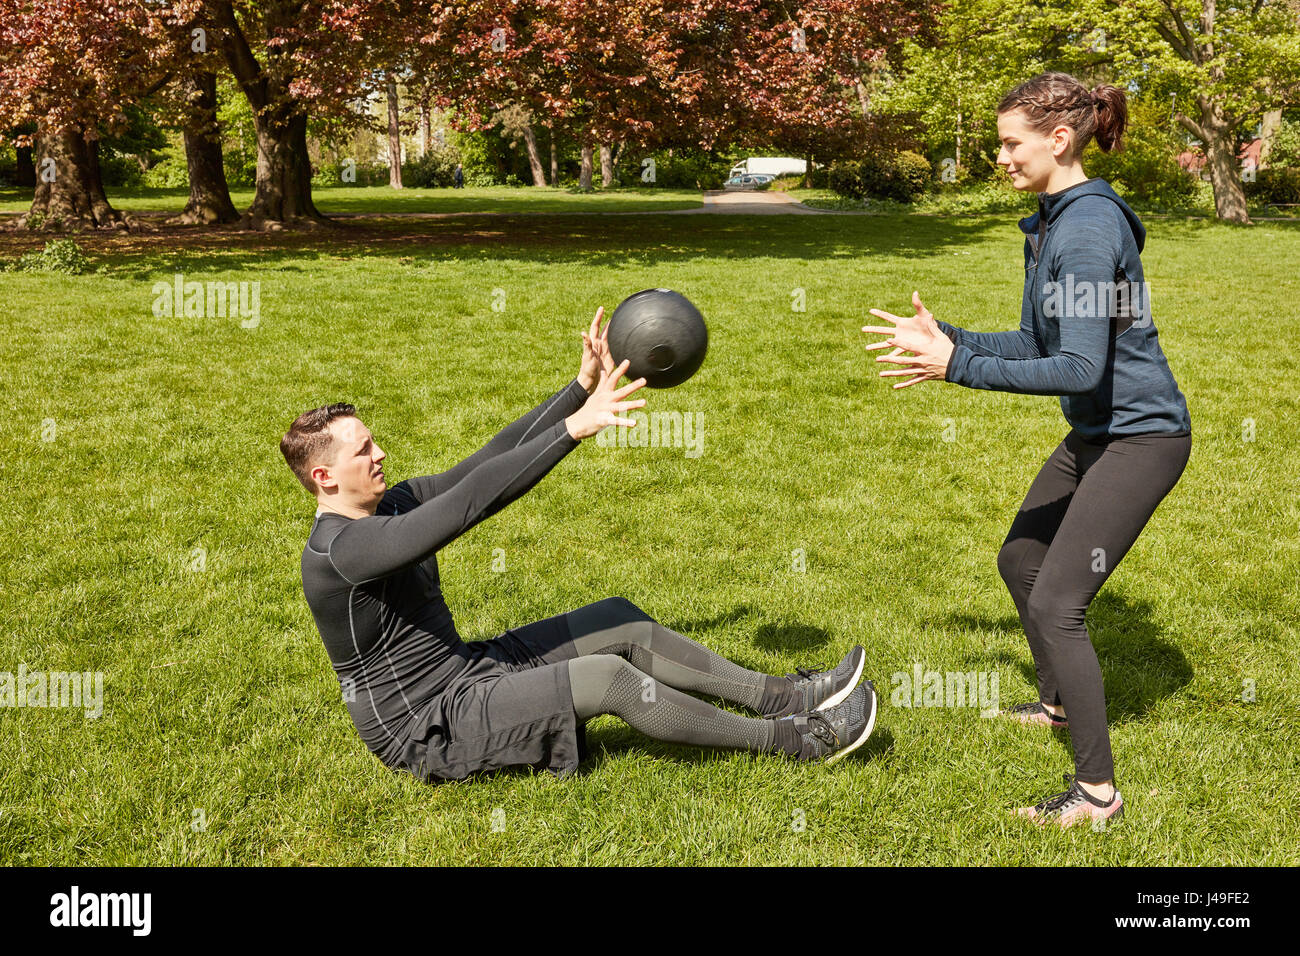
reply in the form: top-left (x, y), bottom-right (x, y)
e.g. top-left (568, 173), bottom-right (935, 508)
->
top-left (393, 610), bottom-right (589, 783)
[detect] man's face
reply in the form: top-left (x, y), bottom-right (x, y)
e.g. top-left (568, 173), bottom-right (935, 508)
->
top-left (313, 416), bottom-right (387, 508)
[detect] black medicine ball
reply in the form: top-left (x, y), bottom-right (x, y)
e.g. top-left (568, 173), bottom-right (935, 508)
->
top-left (606, 289), bottom-right (708, 389)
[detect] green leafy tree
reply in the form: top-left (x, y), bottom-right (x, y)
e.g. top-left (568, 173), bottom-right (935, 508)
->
top-left (1089, 0), bottom-right (1300, 223)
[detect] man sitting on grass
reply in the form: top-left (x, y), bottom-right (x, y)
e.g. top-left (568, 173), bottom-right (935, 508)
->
top-left (279, 309), bottom-right (876, 782)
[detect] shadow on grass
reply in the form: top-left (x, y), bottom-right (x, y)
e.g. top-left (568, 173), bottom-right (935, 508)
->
top-left (0, 206), bottom-right (1010, 278)
top-left (568, 722), bottom-right (895, 775)
top-left (663, 604), bottom-right (835, 658)
top-left (951, 589), bottom-right (1193, 728)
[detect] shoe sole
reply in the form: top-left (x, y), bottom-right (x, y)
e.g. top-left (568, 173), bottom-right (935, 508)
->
top-left (814, 647), bottom-right (866, 713)
top-left (1001, 709), bottom-right (1068, 729)
top-left (1015, 795), bottom-right (1125, 827)
top-left (825, 683), bottom-right (877, 765)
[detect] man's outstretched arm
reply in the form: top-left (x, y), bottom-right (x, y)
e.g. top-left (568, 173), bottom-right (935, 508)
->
top-left (403, 307), bottom-right (616, 502)
top-left (401, 377), bottom-right (590, 502)
top-left (327, 363), bottom-right (646, 586)
top-left (327, 420), bottom-right (580, 585)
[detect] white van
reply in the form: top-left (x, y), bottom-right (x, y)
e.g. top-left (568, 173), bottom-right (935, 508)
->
top-left (728, 157), bottom-right (808, 179)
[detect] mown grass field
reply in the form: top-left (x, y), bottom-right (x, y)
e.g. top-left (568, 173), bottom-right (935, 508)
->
top-left (1, 189), bottom-right (1297, 865)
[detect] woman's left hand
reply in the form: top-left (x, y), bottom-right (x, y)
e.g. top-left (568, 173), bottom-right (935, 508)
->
top-left (862, 291), bottom-right (955, 389)
top-left (577, 306), bottom-right (617, 393)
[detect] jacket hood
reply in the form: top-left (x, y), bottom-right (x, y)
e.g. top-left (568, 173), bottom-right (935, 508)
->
top-left (1020, 177), bottom-right (1145, 253)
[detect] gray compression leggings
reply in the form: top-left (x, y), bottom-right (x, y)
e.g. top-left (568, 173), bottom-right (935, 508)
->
top-left (562, 598), bottom-right (791, 754)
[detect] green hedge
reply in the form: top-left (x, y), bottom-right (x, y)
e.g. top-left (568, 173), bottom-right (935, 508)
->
top-left (1246, 168), bottom-right (1300, 206)
top-left (829, 150), bottom-right (931, 203)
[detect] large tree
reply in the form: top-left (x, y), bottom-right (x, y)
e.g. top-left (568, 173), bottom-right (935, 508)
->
top-left (1092, 0), bottom-right (1300, 223)
top-left (876, 0), bottom-right (1300, 221)
top-left (0, 0), bottom-right (195, 230)
top-left (205, 0), bottom-right (409, 226)
top-left (405, 0), bottom-right (930, 183)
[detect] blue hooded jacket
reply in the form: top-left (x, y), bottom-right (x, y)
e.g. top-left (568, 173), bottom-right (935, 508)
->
top-left (939, 178), bottom-right (1191, 441)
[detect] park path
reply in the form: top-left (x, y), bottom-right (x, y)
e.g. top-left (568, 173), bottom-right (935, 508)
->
top-left (695, 189), bottom-right (824, 214)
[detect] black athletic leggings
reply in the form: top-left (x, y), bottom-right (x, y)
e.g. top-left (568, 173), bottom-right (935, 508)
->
top-left (561, 598), bottom-right (799, 755)
top-left (997, 430), bottom-right (1191, 782)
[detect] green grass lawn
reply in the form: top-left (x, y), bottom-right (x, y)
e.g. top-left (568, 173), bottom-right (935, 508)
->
top-left (0, 184), bottom-right (703, 217)
top-left (1, 203), bottom-right (1297, 865)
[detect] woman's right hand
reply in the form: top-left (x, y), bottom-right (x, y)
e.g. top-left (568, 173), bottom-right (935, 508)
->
top-left (565, 360), bottom-right (648, 440)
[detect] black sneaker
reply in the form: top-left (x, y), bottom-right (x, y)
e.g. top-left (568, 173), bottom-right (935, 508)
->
top-left (764, 644), bottom-right (866, 718)
top-left (787, 680), bottom-right (878, 764)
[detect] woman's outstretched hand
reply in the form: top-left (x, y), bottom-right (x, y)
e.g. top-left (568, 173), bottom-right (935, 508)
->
top-left (566, 360), bottom-right (647, 440)
top-left (862, 291), bottom-right (955, 389)
top-left (577, 306), bottom-right (617, 394)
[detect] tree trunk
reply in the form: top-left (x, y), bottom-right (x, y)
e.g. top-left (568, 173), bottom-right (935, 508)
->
top-left (804, 153), bottom-right (813, 189)
top-left (1179, 100), bottom-right (1250, 225)
top-left (176, 71), bottom-right (239, 225)
top-left (599, 143), bottom-right (614, 186)
top-left (579, 142), bottom-right (594, 191)
top-left (1205, 133), bottom-right (1250, 223)
top-left (522, 123), bottom-right (547, 186)
top-left (19, 126), bottom-right (124, 230)
top-left (214, 0), bottom-right (326, 228)
top-left (419, 97), bottom-right (431, 158)
top-left (387, 75), bottom-right (403, 189)
top-left (1259, 109), bottom-right (1283, 168)
top-left (15, 145), bottom-right (35, 187)
top-left (244, 108), bottom-right (322, 226)
top-left (549, 124), bottom-right (558, 184)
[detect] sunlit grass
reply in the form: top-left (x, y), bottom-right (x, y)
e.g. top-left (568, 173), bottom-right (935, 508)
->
top-left (1, 202), bottom-right (1296, 864)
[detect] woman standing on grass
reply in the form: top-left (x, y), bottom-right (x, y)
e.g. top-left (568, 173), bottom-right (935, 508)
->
top-left (862, 72), bottom-right (1192, 827)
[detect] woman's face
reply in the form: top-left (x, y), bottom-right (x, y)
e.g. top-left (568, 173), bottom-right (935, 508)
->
top-left (996, 108), bottom-right (1073, 192)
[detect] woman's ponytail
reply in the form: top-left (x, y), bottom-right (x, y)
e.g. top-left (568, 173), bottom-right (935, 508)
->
top-left (1090, 85), bottom-right (1128, 153)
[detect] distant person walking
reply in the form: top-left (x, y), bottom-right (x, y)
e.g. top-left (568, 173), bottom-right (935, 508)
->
top-left (453, 164), bottom-right (464, 189)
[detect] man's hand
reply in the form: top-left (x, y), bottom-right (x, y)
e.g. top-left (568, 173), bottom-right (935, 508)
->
top-left (862, 290), bottom-right (955, 389)
top-left (566, 360), bottom-right (647, 440)
top-left (577, 306), bottom-right (618, 394)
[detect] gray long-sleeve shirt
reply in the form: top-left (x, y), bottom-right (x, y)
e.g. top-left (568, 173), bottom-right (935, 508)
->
top-left (298, 379), bottom-right (588, 765)
top-left (939, 178), bottom-right (1191, 440)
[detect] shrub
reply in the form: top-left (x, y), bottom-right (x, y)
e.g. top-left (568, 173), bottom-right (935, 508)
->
top-left (1082, 102), bottom-right (1196, 206)
top-left (649, 151), bottom-right (729, 190)
top-left (142, 153), bottom-right (190, 189)
top-left (99, 150), bottom-right (145, 187)
top-left (312, 160), bottom-right (389, 187)
top-left (4, 238), bottom-right (91, 274)
top-left (402, 150), bottom-right (458, 188)
top-left (829, 150), bottom-right (932, 203)
top-left (1265, 118), bottom-right (1300, 169)
top-left (1246, 168), bottom-right (1300, 206)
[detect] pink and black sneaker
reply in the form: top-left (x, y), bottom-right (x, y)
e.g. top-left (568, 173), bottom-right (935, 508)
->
top-left (1001, 701), bottom-right (1068, 729)
top-left (1016, 774), bottom-right (1124, 828)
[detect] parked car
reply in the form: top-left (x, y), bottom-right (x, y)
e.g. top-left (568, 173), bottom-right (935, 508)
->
top-left (723, 174), bottom-right (763, 190)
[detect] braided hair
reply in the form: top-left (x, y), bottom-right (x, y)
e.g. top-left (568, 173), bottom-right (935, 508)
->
top-left (998, 72), bottom-right (1128, 157)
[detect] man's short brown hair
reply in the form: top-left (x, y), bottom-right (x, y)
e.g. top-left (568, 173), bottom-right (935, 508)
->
top-left (280, 403), bottom-right (357, 494)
